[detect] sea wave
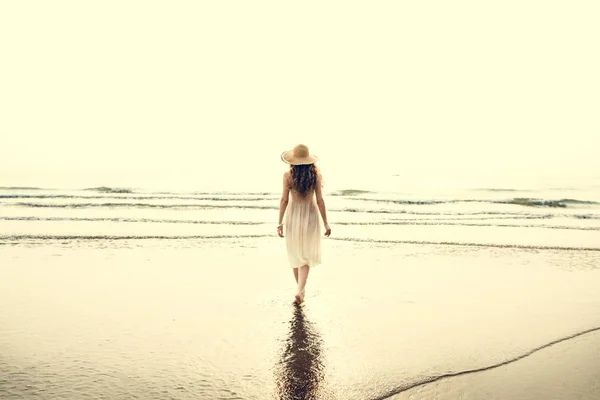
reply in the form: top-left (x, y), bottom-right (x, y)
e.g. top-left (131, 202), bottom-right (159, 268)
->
top-left (330, 189), bottom-right (373, 196)
top-left (0, 215), bottom-right (554, 224)
top-left (2, 234), bottom-right (599, 252)
top-left (499, 198), bottom-right (575, 208)
top-left (574, 214), bottom-right (600, 220)
top-left (497, 198), bottom-right (599, 208)
top-left (560, 198), bottom-right (599, 205)
top-left (0, 194), bottom-right (276, 202)
top-left (190, 191), bottom-right (274, 196)
top-left (150, 191), bottom-right (274, 196)
top-left (335, 221), bottom-right (600, 231)
top-left (0, 186), bottom-right (45, 190)
top-left (0, 216), bottom-right (264, 225)
top-left (13, 202), bottom-right (279, 210)
top-left (5, 201), bottom-right (589, 219)
top-left (84, 186), bottom-right (133, 194)
top-left (328, 237), bottom-right (600, 252)
top-left (338, 208), bottom-right (540, 216)
top-left (6, 216), bottom-right (596, 231)
top-left (389, 215), bottom-right (552, 221)
top-left (348, 198), bottom-right (450, 205)
top-left (0, 234), bottom-right (270, 241)
top-left (348, 197), bottom-right (599, 207)
top-left (474, 188), bottom-right (523, 192)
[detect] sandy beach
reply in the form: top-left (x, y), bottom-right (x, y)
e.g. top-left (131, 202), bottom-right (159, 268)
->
top-left (2, 235), bottom-right (599, 399)
top-left (3, 0), bottom-right (600, 398)
top-left (392, 330), bottom-right (600, 400)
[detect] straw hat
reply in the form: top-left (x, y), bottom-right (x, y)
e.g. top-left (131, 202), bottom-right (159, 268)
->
top-left (280, 144), bottom-right (319, 165)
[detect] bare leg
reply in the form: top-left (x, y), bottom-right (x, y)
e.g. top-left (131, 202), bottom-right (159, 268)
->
top-left (295, 265), bottom-right (310, 303)
top-left (293, 268), bottom-right (299, 284)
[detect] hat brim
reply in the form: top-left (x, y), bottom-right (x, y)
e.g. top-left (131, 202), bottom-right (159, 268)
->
top-left (281, 151), bottom-right (319, 165)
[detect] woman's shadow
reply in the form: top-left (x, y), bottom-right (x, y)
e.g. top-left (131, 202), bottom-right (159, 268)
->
top-left (275, 304), bottom-right (332, 400)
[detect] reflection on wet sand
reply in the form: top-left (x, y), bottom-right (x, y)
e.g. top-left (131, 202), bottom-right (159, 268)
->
top-left (275, 304), bottom-right (332, 400)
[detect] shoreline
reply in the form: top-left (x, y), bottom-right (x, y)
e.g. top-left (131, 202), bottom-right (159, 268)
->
top-left (391, 329), bottom-right (600, 400)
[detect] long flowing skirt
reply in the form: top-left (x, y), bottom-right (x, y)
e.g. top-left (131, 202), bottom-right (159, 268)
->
top-left (285, 200), bottom-right (322, 268)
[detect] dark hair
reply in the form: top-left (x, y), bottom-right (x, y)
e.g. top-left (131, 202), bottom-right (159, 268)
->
top-left (290, 164), bottom-right (321, 197)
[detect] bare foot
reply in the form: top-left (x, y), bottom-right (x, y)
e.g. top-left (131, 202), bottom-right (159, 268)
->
top-left (294, 289), bottom-right (305, 304)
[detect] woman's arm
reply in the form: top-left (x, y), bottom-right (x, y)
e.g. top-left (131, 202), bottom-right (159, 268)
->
top-left (315, 175), bottom-right (331, 237)
top-left (277, 172), bottom-right (290, 237)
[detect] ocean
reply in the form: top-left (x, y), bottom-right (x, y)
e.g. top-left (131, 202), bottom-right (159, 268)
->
top-left (1, 182), bottom-right (600, 249)
top-left (1, 181), bottom-right (600, 399)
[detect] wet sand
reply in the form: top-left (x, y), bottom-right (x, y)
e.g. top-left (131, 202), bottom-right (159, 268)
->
top-left (392, 330), bottom-right (600, 400)
top-left (1, 238), bottom-right (600, 399)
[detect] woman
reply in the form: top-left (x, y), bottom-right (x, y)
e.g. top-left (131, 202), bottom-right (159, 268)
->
top-left (277, 144), bottom-right (331, 304)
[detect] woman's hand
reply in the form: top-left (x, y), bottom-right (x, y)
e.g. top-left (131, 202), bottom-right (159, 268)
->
top-left (324, 224), bottom-right (331, 237)
top-left (277, 224), bottom-right (284, 238)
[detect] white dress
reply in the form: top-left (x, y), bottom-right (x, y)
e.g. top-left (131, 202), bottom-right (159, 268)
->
top-left (285, 189), bottom-right (322, 268)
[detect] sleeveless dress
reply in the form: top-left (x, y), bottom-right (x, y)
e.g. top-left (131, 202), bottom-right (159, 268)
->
top-left (285, 188), bottom-right (322, 268)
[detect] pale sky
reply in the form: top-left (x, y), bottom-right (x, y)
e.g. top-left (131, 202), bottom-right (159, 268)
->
top-left (1, 1), bottom-right (598, 191)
